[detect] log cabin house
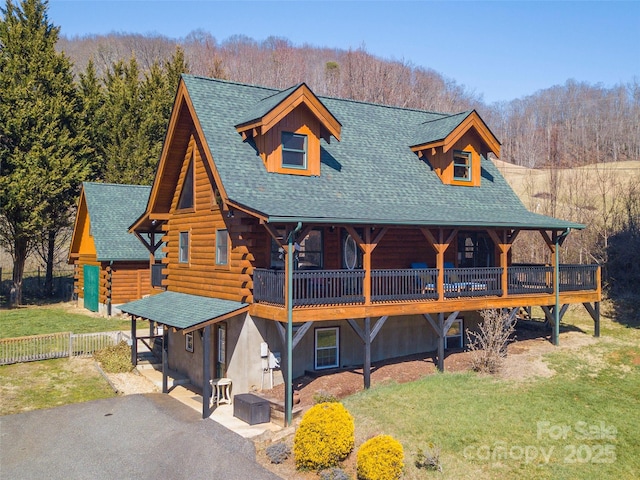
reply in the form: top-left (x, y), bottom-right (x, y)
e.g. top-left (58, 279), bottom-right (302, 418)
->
top-left (68, 182), bottom-right (159, 315)
top-left (120, 76), bottom-right (601, 421)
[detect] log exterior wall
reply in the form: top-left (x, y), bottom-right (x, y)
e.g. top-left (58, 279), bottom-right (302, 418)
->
top-left (162, 135), bottom-right (262, 302)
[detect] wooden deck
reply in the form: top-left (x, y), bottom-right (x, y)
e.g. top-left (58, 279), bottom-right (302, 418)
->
top-left (251, 264), bottom-right (601, 322)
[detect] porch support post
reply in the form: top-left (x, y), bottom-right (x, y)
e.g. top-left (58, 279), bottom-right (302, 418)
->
top-left (202, 325), bottom-right (211, 418)
top-left (553, 231), bottom-right (560, 346)
top-left (285, 222), bottom-right (302, 427)
top-left (363, 317), bottom-right (371, 389)
top-left (162, 326), bottom-right (168, 394)
top-left (345, 226), bottom-right (387, 306)
top-left (347, 316), bottom-right (388, 389)
top-left (437, 313), bottom-right (445, 372)
top-left (421, 228), bottom-right (457, 301)
top-left (424, 312), bottom-right (459, 372)
top-left (130, 316), bottom-right (137, 366)
top-left (488, 229), bottom-right (516, 298)
top-left (582, 302), bottom-right (601, 337)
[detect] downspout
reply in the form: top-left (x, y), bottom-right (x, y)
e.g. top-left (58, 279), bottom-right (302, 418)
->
top-left (286, 221), bottom-right (302, 427)
top-left (553, 228), bottom-right (571, 346)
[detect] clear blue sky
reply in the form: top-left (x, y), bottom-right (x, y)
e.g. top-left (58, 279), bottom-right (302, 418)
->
top-left (48, 0), bottom-right (640, 103)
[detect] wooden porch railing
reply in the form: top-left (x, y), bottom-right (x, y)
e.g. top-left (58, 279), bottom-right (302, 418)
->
top-left (253, 264), bottom-right (599, 307)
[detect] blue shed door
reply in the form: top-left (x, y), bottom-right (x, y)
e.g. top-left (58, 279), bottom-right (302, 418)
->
top-left (83, 265), bottom-right (99, 312)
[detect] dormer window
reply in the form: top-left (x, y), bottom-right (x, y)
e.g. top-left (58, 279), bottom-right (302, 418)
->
top-left (282, 132), bottom-right (307, 169)
top-left (453, 150), bottom-right (472, 182)
top-left (234, 83), bottom-right (341, 177)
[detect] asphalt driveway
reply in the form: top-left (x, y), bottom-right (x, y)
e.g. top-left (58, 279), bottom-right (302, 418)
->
top-left (0, 393), bottom-right (282, 480)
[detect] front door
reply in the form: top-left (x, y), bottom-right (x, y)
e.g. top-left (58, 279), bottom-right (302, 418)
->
top-left (83, 265), bottom-right (99, 312)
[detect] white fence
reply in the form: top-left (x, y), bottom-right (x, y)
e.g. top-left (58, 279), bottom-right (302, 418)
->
top-left (0, 331), bottom-right (129, 365)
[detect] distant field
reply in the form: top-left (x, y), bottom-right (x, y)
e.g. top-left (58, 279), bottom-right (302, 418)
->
top-left (492, 159), bottom-right (640, 213)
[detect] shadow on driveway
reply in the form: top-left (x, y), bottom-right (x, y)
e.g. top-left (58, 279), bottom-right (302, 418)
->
top-left (0, 393), bottom-right (282, 480)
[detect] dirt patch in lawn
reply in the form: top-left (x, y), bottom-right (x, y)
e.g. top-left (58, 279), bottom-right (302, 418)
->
top-left (254, 326), bottom-right (599, 479)
top-left (260, 326), bottom-right (594, 413)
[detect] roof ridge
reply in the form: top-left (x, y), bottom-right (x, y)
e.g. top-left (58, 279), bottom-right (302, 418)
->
top-left (84, 181), bottom-right (151, 189)
top-left (182, 73), bottom-right (459, 117)
top-left (418, 110), bottom-right (473, 126)
top-left (316, 92), bottom-right (455, 116)
top-left (181, 73), bottom-right (279, 96)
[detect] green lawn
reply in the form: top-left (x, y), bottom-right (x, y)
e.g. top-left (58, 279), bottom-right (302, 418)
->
top-left (0, 303), bottom-right (148, 339)
top-left (343, 303), bottom-right (640, 480)
top-left (0, 357), bottom-right (116, 415)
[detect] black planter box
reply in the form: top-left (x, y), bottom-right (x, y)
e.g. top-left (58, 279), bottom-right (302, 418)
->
top-left (233, 394), bottom-right (270, 425)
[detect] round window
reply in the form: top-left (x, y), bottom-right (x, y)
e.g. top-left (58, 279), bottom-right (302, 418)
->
top-left (344, 234), bottom-right (357, 270)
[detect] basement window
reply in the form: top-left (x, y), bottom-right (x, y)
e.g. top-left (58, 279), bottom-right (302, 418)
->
top-left (453, 150), bottom-right (472, 182)
top-left (281, 132), bottom-right (307, 169)
top-left (315, 327), bottom-right (339, 369)
top-left (445, 318), bottom-right (463, 349)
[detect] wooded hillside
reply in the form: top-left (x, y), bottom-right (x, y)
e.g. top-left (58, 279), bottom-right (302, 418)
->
top-left (58, 31), bottom-right (640, 170)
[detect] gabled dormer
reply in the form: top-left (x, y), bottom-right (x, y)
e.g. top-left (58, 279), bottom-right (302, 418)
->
top-left (410, 110), bottom-right (500, 187)
top-left (235, 83), bottom-right (341, 176)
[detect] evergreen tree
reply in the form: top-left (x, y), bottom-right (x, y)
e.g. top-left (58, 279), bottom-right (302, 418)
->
top-left (99, 48), bottom-right (187, 184)
top-left (0, 0), bottom-right (92, 303)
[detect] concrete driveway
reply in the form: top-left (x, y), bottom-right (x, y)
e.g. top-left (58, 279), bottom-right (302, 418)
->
top-left (0, 393), bottom-right (282, 480)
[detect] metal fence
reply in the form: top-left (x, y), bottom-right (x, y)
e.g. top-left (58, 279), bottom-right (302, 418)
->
top-left (0, 331), bottom-right (129, 366)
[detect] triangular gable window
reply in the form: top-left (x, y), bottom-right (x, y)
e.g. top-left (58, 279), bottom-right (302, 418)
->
top-left (177, 157), bottom-right (194, 210)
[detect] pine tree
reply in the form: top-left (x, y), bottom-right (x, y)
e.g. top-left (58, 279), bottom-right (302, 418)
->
top-left (0, 0), bottom-right (92, 303)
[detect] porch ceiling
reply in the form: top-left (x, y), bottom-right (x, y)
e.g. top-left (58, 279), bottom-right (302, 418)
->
top-left (119, 291), bottom-right (248, 330)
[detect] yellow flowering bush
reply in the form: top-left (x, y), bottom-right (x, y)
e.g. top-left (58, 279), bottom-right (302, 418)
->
top-left (293, 402), bottom-right (355, 470)
top-left (357, 434), bottom-right (404, 480)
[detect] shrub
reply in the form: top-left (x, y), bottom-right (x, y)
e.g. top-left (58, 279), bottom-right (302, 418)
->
top-left (466, 309), bottom-right (516, 374)
top-left (93, 341), bottom-right (133, 373)
top-left (414, 442), bottom-right (442, 472)
top-left (313, 389), bottom-right (338, 404)
top-left (356, 434), bottom-right (404, 480)
top-left (319, 467), bottom-right (351, 480)
top-left (293, 402), bottom-right (355, 470)
top-left (265, 442), bottom-right (290, 464)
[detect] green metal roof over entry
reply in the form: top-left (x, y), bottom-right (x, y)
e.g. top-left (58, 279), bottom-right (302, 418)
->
top-left (119, 291), bottom-right (248, 330)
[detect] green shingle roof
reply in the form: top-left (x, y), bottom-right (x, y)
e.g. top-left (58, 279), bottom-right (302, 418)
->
top-left (119, 291), bottom-right (248, 329)
top-left (235, 83), bottom-right (303, 127)
top-left (409, 110), bottom-right (472, 146)
top-left (83, 182), bottom-right (154, 261)
top-left (182, 75), bottom-right (582, 230)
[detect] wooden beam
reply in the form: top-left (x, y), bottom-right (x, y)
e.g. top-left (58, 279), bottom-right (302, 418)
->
top-left (275, 321), bottom-right (313, 351)
top-left (370, 315), bottom-right (389, 341)
top-left (202, 325), bottom-right (211, 418)
top-left (423, 313), bottom-right (441, 336)
top-left (162, 327), bottom-right (168, 394)
top-left (249, 290), bottom-right (602, 323)
top-left (583, 302), bottom-right (600, 337)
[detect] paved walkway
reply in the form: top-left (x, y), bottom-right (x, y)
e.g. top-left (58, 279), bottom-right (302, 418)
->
top-left (135, 363), bottom-right (285, 439)
top-left (0, 394), bottom-right (283, 480)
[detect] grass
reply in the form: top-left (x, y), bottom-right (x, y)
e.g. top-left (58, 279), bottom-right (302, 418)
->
top-left (0, 302), bottom-right (148, 339)
top-left (0, 357), bottom-right (116, 415)
top-left (342, 303), bottom-right (640, 480)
